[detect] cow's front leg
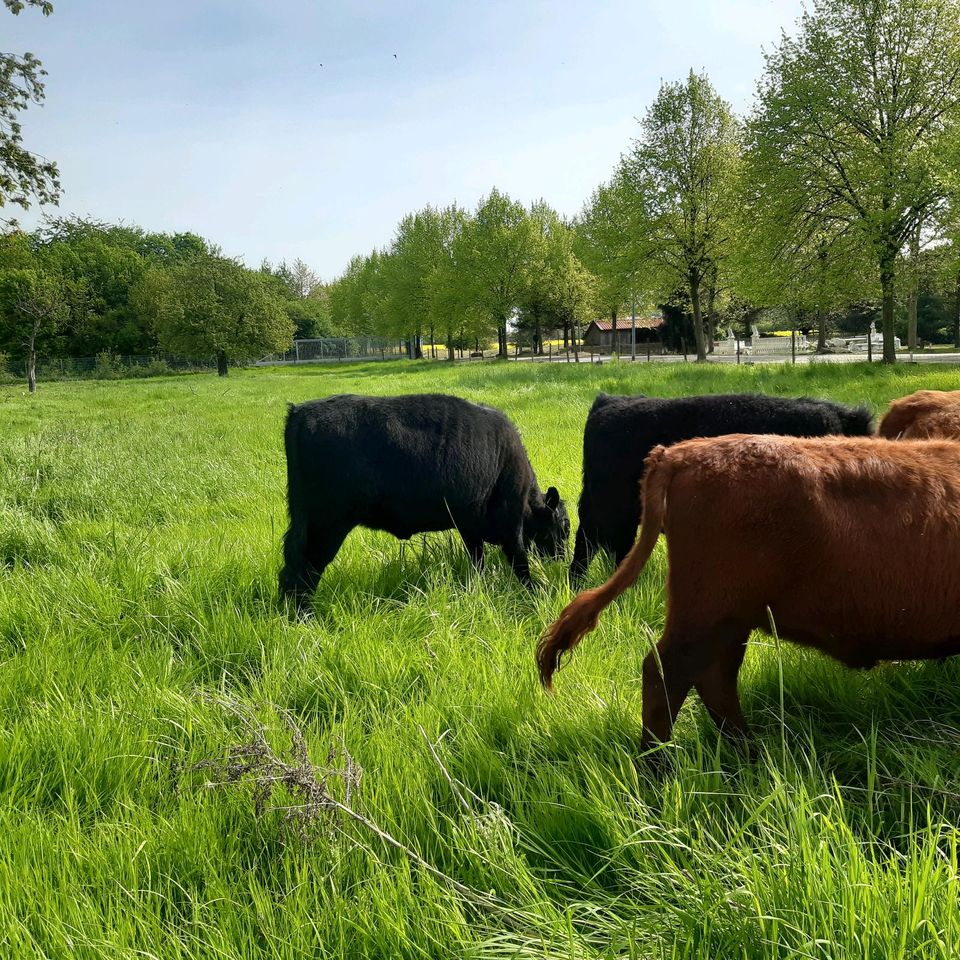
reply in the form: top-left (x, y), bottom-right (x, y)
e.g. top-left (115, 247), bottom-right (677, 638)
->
top-left (502, 534), bottom-right (535, 589)
top-left (569, 524), bottom-right (597, 589)
top-left (460, 530), bottom-right (485, 570)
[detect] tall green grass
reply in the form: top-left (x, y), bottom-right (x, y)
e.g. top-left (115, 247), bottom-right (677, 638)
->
top-left (2, 359), bottom-right (960, 958)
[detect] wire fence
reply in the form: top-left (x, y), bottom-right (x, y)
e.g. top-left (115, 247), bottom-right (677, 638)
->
top-left (0, 353), bottom-right (223, 383)
top-left (262, 337), bottom-right (410, 364)
top-left (1, 327), bottom-right (939, 385)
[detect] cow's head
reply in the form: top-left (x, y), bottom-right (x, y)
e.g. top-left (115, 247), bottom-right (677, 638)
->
top-left (525, 487), bottom-right (569, 559)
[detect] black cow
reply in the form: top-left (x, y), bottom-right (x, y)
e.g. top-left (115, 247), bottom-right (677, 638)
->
top-left (569, 392), bottom-right (874, 587)
top-left (279, 393), bottom-right (570, 610)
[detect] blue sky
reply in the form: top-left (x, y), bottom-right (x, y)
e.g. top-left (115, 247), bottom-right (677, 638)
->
top-left (7, 0), bottom-right (804, 278)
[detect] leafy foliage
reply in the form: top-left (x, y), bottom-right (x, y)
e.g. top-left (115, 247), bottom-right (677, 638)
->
top-left (618, 71), bottom-right (742, 361)
top-left (326, 192), bottom-right (597, 356)
top-left (747, 0), bottom-right (960, 360)
top-left (1, 0), bottom-right (60, 226)
top-left (132, 255), bottom-right (294, 375)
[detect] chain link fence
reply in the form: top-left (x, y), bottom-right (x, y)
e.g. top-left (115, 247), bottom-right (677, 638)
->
top-left (261, 337), bottom-right (410, 364)
top-left (0, 353), bottom-right (224, 383)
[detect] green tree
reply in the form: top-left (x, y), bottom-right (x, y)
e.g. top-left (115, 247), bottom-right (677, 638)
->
top-left (732, 174), bottom-right (876, 351)
top-left (282, 288), bottom-right (331, 340)
top-left (748, 0), bottom-right (960, 363)
top-left (132, 257), bottom-right (294, 376)
top-left (327, 255), bottom-right (366, 335)
top-left (619, 71), bottom-right (741, 362)
top-left (455, 189), bottom-right (538, 358)
top-left (517, 205), bottom-right (596, 355)
top-left (264, 257), bottom-right (333, 339)
top-left (381, 208), bottom-right (447, 358)
top-left (575, 177), bottom-right (634, 347)
top-left (1, 0), bottom-right (60, 226)
top-left (0, 265), bottom-right (68, 391)
top-left (417, 204), bottom-right (469, 360)
top-left (273, 257), bottom-right (321, 300)
top-left (39, 226), bottom-right (148, 354)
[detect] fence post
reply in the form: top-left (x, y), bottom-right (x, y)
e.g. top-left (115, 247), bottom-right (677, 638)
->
top-left (867, 329), bottom-right (873, 363)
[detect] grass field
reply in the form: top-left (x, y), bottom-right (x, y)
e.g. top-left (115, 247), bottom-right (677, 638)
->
top-left (4, 359), bottom-right (960, 959)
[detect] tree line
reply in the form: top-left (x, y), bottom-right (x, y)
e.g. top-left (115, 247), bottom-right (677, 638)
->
top-left (327, 0), bottom-right (960, 363)
top-left (0, 219), bottom-right (342, 388)
top-left (3, 0), bottom-right (960, 375)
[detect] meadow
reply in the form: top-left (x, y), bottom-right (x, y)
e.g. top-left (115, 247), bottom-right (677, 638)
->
top-left (4, 358), bottom-right (960, 959)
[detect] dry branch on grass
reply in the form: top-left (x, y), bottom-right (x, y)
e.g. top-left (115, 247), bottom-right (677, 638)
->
top-left (181, 694), bottom-right (536, 926)
top-left (181, 692), bottom-right (361, 844)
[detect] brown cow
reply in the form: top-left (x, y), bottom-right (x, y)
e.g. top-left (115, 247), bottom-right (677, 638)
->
top-left (879, 389), bottom-right (960, 440)
top-left (538, 435), bottom-right (960, 751)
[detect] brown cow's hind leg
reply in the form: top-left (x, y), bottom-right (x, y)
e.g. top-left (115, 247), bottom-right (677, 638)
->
top-left (640, 633), bottom-right (701, 752)
top-left (694, 628), bottom-right (750, 741)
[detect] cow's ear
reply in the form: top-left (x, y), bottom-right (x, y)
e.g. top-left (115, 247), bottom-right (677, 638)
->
top-left (545, 487), bottom-right (560, 510)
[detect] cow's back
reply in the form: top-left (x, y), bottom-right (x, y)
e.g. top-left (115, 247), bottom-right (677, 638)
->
top-left (880, 389), bottom-right (960, 440)
top-left (582, 392), bottom-right (872, 488)
top-left (661, 435), bottom-right (960, 659)
top-left (285, 393), bottom-right (531, 535)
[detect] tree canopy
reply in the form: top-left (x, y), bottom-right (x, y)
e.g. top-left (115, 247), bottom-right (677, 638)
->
top-left (132, 255), bottom-right (294, 376)
top-left (617, 71), bottom-right (741, 361)
top-left (747, 0), bottom-right (960, 361)
top-left (1, 0), bottom-right (60, 227)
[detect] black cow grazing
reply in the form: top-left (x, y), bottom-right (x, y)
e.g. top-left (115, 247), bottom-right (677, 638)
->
top-left (569, 392), bottom-right (874, 587)
top-left (279, 393), bottom-right (570, 610)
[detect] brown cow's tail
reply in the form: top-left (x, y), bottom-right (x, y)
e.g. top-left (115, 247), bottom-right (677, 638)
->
top-left (537, 445), bottom-right (673, 690)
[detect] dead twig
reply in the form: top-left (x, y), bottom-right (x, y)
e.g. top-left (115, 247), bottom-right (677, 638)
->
top-left (182, 694), bottom-right (535, 927)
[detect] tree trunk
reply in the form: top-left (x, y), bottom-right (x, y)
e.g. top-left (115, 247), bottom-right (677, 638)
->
top-left (534, 310), bottom-right (542, 356)
top-left (26, 330), bottom-right (37, 394)
top-left (497, 323), bottom-right (508, 358)
top-left (562, 322), bottom-right (569, 349)
top-left (907, 226), bottom-right (919, 351)
top-left (610, 308), bottom-right (617, 357)
top-left (706, 282), bottom-right (717, 354)
top-left (689, 275), bottom-right (707, 363)
top-left (446, 327), bottom-right (455, 362)
top-left (217, 349), bottom-right (228, 377)
top-left (816, 241), bottom-right (828, 353)
top-left (429, 323), bottom-right (435, 359)
top-left (954, 268), bottom-right (960, 349)
top-left (879, 249), bottom-right (897, 364)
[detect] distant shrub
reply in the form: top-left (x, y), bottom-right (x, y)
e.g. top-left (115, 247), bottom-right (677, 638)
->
top-left (132, 359), bottom-right (173, 378)
top-left (93, 352), bottom-right (123, 379)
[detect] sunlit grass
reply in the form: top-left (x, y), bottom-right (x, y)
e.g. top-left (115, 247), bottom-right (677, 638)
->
top-left (3, 358), bottom-right (960, 958)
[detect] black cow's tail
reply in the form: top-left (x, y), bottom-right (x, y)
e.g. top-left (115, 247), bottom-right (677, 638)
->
top-left (537, 444), bottom-right (673, 690)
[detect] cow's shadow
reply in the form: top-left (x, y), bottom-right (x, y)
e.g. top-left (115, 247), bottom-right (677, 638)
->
top-left (288, 529), bottom-right (570, 640)
top-left (457, 649), bottom-right (960, 884)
